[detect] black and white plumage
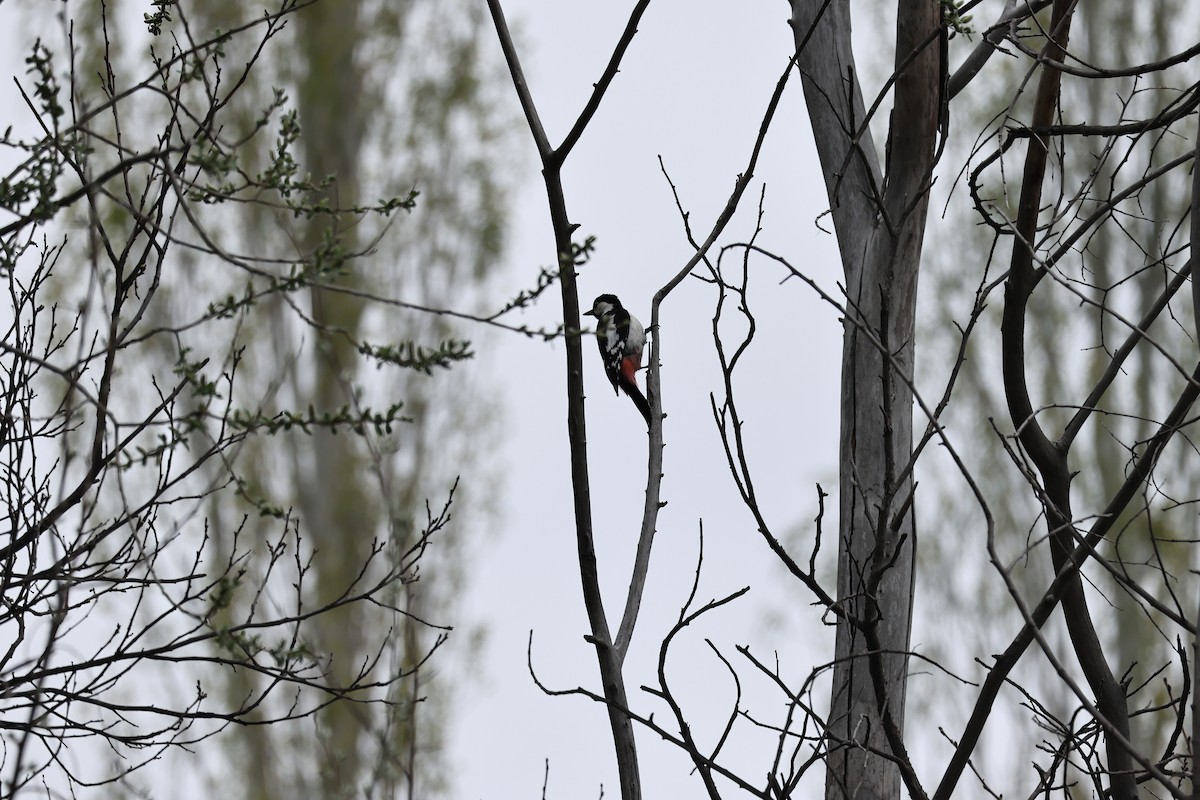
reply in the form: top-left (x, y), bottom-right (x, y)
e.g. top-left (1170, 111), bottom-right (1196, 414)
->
top-left (584, 293), bottom-right (651, 425)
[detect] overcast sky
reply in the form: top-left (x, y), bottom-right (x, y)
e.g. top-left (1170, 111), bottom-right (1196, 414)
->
top-left (447, 3), bottom-right (847, 797)
top-left (0, 3), bottom-right (854, 798)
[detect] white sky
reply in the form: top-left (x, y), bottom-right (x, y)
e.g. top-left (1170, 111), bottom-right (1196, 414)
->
top-left (0, 2), bottom-right (867, 798)
top-left (447, 2), bottom-right (846, 798)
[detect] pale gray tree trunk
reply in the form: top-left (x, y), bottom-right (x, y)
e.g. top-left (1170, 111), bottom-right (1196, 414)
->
top-left (789, 2), bottom-right (940, 798)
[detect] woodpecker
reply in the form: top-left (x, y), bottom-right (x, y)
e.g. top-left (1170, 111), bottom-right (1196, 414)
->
top-left (584, 294), bottom-right (652, 425)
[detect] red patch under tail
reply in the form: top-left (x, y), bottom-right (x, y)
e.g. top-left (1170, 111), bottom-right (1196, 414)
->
top-left (620, 356), bottom-right (640, 388)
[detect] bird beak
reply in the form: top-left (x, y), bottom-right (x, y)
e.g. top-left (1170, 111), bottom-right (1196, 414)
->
top-left (583, 309), bottom-right (596, 317)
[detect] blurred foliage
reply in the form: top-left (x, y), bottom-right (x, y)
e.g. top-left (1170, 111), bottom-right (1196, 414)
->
top-left (27, 0), bottom-right (517, 797)
top-left (908, 0), bottom-right (1199, 790)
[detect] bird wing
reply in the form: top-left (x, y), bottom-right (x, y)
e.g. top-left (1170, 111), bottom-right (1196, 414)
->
top-left (599, 323), bottom-right (623, 394)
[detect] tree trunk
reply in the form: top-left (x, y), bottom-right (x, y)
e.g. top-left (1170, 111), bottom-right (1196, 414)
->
top-left (789, 2), bottom-right (940, 797)
top-left (295, 4), bottom-right (372, 796)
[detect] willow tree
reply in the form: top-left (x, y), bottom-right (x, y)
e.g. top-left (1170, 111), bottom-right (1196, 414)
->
top-left (182, 2), bottom-right (513, 797)
top-left (4, 0), bottom-right (513, 798)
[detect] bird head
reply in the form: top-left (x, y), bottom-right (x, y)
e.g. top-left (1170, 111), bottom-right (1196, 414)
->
top-left (584, 293), bottom-right (621, 319)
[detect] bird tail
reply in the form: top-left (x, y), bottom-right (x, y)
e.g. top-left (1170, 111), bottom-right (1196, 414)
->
top-left (620, 377), bottom-right (653, 427)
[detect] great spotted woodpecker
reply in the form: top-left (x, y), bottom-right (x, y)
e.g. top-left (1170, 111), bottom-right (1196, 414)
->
top-left (584, 294), bottom-right (652, 425)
